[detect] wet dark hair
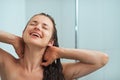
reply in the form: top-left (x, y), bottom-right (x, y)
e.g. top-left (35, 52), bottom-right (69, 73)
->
top-left (40, 13), bottom-right (65, 80)
top-left (26, 13), bottom-right (65, 80)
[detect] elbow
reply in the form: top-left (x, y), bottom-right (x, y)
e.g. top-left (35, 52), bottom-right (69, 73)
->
top-left (100, 53), bottom-right (109, 67)
top-left (93, 53), bottom-right (109, 69)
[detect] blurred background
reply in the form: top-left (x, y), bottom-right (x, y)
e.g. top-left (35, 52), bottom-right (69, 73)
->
top-left (0, 0), bottom-right (120, 80)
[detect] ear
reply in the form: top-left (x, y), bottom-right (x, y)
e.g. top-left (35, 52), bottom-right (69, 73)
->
top-left (48, 40), bottom-right (54, 46)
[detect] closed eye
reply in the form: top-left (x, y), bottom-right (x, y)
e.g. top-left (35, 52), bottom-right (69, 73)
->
top-left (29, 21), bottom-right (38, 26)
top-left (42, 23), bottom-right (49, 30)
top-left (30, 23), bottom-right (36, 26)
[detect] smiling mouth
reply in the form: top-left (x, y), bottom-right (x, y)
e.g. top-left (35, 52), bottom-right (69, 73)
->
top-left (30, 32), bottom-right (41, 38)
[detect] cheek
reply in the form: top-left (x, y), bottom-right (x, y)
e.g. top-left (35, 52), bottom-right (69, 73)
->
top-left (45, 31), bottom-right (53, 39)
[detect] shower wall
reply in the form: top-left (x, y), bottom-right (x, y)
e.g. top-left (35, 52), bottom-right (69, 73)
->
top-left (78, 0), bottom-right (120, 80)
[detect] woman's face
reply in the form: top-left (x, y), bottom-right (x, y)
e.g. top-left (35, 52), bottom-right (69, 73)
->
top-left (23, 15), bottom-right (54, 48)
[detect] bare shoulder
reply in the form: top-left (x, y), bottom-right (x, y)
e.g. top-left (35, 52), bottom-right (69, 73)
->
top-left (0, 48), bottom-right (21, 80)
top-left (0, 48), bottom-right (16, 64)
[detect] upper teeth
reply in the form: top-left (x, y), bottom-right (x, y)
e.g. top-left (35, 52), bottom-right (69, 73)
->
top-left (31, 32), bottom-right (40, 37)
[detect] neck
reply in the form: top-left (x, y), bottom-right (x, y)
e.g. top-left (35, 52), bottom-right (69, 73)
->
top-left (20, 44), bottom-right (46, 72)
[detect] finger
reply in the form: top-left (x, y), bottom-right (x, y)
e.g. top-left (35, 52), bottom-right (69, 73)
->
top-left (41, 62), bottom-right (48, 67)
top-left (19, 54), bottom-right (24, 58)
top-left (41, 60), bottom-right (52, 66)
top-left (16, 50), bottom-right (24, 58)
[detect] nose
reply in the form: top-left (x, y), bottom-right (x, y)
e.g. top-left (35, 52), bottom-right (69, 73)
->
top-left (34, 24), bottom-right (41, 31)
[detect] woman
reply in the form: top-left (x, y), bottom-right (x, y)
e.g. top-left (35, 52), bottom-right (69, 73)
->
top-left (0, 13), bottom-right (109, 80)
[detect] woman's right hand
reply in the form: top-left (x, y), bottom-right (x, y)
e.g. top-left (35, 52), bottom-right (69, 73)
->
top-left (12, 36), bottom-right (24, 58)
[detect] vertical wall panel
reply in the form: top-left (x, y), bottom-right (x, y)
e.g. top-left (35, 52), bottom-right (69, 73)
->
top-left (78, 0), bottom-right (120, 80)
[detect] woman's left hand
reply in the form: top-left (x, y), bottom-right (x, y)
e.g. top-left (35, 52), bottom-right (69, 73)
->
top-left (41, 46), bottom-right (60, 66)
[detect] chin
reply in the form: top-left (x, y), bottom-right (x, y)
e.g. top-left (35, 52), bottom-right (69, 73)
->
top-left (27, 41), bottom-right (47, 48)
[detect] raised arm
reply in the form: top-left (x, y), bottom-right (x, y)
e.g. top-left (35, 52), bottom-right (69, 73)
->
top-left (0, 30), bottom-right (17, 44)
top-left (0, 30), bottom-right (24, 57)
top-left (41, 46), bottom-right (109, 80)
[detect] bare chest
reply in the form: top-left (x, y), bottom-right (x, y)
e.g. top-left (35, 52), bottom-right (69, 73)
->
top-left (2, 70), bottom-right (43, 80)
top-left (1, 64), bottom-right (43, 80)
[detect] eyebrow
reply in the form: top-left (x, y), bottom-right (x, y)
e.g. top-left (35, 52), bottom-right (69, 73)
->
top-left (30, 20), bottom-right (38, 24)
